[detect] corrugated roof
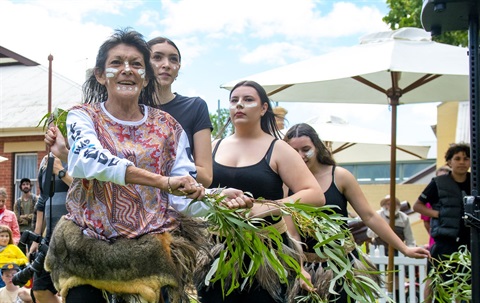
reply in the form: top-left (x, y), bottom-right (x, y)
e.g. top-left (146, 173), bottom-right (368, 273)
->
top-left (0, 63), bottom-right (82, 134)
top-left (0, 46), bottom-right (39, 66)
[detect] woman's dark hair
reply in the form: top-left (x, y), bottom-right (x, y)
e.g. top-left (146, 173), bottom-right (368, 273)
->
top-left (445, 143), bottom-right (470, 161)
top-left (147, 37), bottom-right (182, 63)
top-left (227, 80), bottom-right (282, 139)
top-left (83, 28), bottom-right (158, 106)
top-left (284, 123), bottom-right (336, 165)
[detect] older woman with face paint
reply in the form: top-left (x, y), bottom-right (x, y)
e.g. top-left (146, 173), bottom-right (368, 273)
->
top-left (43, 29), bottom-right (252, 303)
top-left (148, 37), bottom-right (213, 188)
top-left (194, 81), bottom-right (325, 303)
top-left (284, 123), bottom-right (430, 303)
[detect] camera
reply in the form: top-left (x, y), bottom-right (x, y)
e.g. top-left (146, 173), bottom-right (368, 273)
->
top-left (12, 231), bottom-right (49, 287)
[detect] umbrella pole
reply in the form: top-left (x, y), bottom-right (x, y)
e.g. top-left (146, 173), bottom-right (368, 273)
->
top-left (387, 96), bottom-right (399, 298)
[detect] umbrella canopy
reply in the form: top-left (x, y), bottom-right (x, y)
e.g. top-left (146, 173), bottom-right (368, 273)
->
top-left (222, 27), bottom-right (469, 294)
top-left (304, 116), bottom-right (431, 163)
top-left (222, 27), bottom-right (468, 105)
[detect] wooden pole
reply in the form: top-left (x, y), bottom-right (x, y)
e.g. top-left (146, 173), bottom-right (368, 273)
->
top-left (47, 54), bottom-right (53, 153)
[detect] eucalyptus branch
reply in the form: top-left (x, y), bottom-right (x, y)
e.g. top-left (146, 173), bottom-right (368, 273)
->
top-left (193, 195), bottom-right (388, 302)
top-left (281, 202), bottom-right (388, 303)
top-left (427, 245), bottom-right (471, 302)
top-left (196, 194), bottom-right (303, 297)
top-left (38, 107), bottom-right (69, 137)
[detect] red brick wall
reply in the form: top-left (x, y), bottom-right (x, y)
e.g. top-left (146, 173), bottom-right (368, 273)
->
top-left (0, 135), bottom-right (47, 210)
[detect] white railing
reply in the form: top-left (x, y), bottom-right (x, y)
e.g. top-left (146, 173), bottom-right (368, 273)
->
top-left (368, 244), bottom-right (427, 303)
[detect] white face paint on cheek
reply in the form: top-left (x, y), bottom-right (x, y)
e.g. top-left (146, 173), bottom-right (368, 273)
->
top-left (305, 149), bottom-right (315, 159)
top-left (138, 69), bottom-right (145, 79)
top-left (105, 68), bottom-right (119, 78)
top-left (230, 101), bottom-right (258, 109)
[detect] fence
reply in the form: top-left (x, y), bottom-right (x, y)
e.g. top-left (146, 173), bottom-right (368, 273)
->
top-left (368, 244), bottom-right (428, 303)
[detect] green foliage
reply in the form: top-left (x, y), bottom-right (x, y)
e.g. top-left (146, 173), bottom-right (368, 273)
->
top-left (383, 0), bottom-right (468, 46)
top-left (37, 108), bottom-right (69, 138)
top-left (427, 245), bottom-right (471, 302)
top-left (209, 108), bottom-right (233, 139)
top-left (199, 194), bottom-right (300, 296)
top-left (286, 203), bottom-right (389, 303)
top-left (196, 194), bottom-right (388, 303)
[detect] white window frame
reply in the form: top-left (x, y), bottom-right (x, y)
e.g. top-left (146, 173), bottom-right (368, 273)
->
top-left (14, 153), bottom-right (38, 201)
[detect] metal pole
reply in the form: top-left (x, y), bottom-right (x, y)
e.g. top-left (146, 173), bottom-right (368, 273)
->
top-left (468, 12), bottom-right (480, 303)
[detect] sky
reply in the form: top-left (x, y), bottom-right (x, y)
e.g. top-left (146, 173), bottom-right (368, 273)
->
top-left (1, 0), bottom-right (442, 155)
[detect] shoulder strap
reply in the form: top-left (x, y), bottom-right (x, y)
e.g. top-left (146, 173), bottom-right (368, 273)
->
top-left (212, 139), bottom-right (224, 158)
top-left (264, 139), bottom-right (278, 163)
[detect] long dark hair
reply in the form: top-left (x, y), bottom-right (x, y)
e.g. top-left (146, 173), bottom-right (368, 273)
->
top-left (227, 80), bottom-right (282, 139)
top-left (284, 123), bottom-right (336, 165)
top-left (83, 28), bottom-right (158, 107)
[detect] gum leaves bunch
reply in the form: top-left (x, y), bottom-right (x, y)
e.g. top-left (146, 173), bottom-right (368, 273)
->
top-left (194, 193), bottom-right (387, 303)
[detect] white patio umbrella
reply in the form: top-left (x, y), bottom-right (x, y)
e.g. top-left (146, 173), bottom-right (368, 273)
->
top-left (222, 27), bottom-right (469, 295)
top-left (303, 115), bottom-right (431, 163)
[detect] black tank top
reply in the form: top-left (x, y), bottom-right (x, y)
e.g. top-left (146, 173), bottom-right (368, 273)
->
top-left (211, 139), bottom-right (283, 201)
top-left (300, 165), bottom-right (349, 252)
top-left (324, 166), bottom-right (348, 217)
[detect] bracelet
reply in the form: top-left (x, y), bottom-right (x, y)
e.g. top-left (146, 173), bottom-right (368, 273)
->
top-left (167, 177), bottom-right (173, 194)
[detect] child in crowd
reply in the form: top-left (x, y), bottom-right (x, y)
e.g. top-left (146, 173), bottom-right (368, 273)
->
top-left (0, 189), bottom-right (20, 245)
top-left (0, 226), bottom-right (28, 288)
top-left (0, 263), bottom-right (33, 302)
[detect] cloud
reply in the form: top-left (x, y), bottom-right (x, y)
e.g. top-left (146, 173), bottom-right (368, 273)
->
top-left (153, 0), bottom-right (389, 70)
top-left (158, 0), bottom-right (388, 39)
top-left (0, 0), bottom-right (152, 83)
top-left (240, 42), bottom-right (313, 65)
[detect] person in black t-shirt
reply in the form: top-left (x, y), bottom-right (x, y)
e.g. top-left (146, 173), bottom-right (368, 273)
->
top-left (148, 37), bottom-right (213, 188)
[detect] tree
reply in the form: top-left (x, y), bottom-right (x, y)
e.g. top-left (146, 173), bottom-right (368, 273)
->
top-left (383, 0), bottom-right (468, 47)
top-left (209, 108), bottom-right (234, 139)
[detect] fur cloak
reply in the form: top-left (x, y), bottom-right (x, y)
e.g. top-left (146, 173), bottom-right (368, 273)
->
top-left (45, 215), bottom-right (209, 303)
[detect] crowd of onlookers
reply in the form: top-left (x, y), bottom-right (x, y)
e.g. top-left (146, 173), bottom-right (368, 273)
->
top-left (0, 178), bottom-right (36, 302)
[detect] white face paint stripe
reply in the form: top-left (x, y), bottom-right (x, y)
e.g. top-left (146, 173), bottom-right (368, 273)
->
top-left (105, 68), bottom-right (118, 78)
top-left (124, 61), bottom-right (131, 72)
top-left (305, 149), bottom-right (315, 159)
top-left (138, 69), bottom-right (145, 79)
top-left (229, 101), bottom-right (258, 109)
top-left (244, 102), bottom-right (258, 108)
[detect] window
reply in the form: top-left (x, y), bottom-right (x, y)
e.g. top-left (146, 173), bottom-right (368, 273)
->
top-left (343, 160), bottom-right (435, 184)
top-left (15, 153), bottom-right (38, 200)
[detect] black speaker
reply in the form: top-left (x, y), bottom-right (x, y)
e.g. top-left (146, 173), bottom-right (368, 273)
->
top-left (421, 0), bottom-right (479, 34)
